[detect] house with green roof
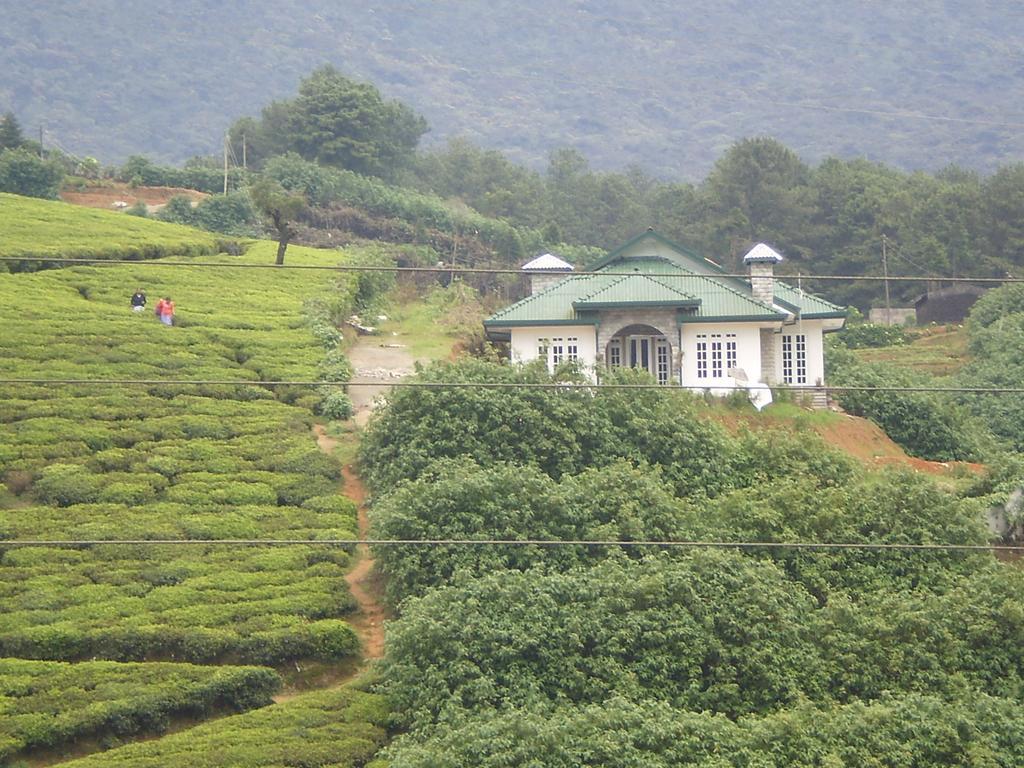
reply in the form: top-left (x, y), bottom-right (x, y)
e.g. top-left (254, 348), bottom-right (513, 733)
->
top-left (484, 231), bottom-right (846, 404)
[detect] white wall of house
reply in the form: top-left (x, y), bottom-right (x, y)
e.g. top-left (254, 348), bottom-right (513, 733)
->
top-left (507, 320), bottom-right (832, 391)
top-left (510, 326), bottom-right (598, 372)
top-left (678, 322), bottom-right (766, 388)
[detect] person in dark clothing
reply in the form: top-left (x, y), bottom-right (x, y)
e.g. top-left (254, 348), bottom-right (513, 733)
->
top-left (130, 289), bottom-right (147, 312)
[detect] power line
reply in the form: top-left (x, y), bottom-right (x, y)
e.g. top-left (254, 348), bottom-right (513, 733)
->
top-left (0, 538), bottom-right (1016, 552)
top-left (0, 379), bottom-right (1021, 395)
top-left (0, 256), bottom-right (1017, 283)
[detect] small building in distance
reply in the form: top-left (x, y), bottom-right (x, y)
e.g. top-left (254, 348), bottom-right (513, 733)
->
top-left (868, 307), bottom-right (916, 326)
top-left (483, 231), bottom-right (847, 406)
top-left (914, 284), bottom-right (988, 325)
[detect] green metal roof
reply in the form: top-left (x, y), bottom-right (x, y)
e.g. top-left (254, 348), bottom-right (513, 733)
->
top-left (773, 281), bottom-right (846, 317)
top-left (574, 274), bottom-right (699, 309)
top-left (485, 233), bottom-right (847, 327)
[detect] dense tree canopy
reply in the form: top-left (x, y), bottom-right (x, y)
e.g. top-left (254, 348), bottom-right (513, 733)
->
top-left (0, 148), bottom-right (64, 199)
top-left (229, 66), bottom-right (428, 180)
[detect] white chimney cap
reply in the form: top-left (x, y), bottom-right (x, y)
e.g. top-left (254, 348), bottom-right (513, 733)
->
top-left (522, 253), bottom-right (574, 272)
top-left (743, 243), bottom-right (784, 264)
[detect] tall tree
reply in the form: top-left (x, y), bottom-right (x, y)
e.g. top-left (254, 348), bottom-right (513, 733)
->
top-left (0, 112), bottom-right (24, 151)
top-left (249, 178), bottom-right (307, 265)
top-left (230, 66), bottom-right (428, 179)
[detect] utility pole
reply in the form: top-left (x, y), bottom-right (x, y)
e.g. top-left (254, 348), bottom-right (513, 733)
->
top-left (881, 234), bottom-right (892, 326)
top-left (242, 133), bottom-right (247, 170)
top-left (223, 132), bottom-right (229, 195)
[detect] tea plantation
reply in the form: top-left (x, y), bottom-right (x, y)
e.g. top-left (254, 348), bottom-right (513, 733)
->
top-left (0, 193), bottom-right (222, 266)
top-left (58, 681), bottom-right (388, 768)
top-left (0, 659), bottom-right (279, 761)
top-left (0, 202), bottom-right (390, 761)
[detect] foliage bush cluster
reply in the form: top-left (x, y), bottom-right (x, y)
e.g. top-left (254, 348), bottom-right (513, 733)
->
top-left (156, 191), bottom-right (257, 235)
top-left (954, 283), bottom-right (1024, 452)
top-left (357, 357), bottom-right (1020, 764)
top-left (118, 156), bottom-right (248, 195)
top-left (0, 147), bottom-right (65, 199)
top-left (359, 361), bottom-right (739, 498)
top-left (381, 554), bottom-right (1024, 730)
top-left (372, 457), bottom-right (987, 605)
top-left (57, 682), bottom-right (388, 768)
top-left (384, 694), bottom-right (1024, 767)
top-left (0, 659), bottom-right (280, 760)
top-left (832, 322), bottom-right (909, 349)
top-left (262, 153), bottom-right (542, 262)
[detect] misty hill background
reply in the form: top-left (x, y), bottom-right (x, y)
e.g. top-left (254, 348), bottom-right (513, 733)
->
top-left (3, 1), bottom-right (1024, 177)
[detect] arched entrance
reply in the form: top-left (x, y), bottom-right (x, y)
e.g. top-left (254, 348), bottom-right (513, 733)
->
top-left (605, 324), bottom-right (672, 384)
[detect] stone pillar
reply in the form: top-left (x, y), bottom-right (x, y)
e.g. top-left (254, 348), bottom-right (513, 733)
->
top-left (759, 328), bottom-right (776, 384)
top-left (750, 262), bottom-right (775, 305)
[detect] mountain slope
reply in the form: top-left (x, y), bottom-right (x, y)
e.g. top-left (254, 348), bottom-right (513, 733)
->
top-left (4, 1), bottom-right (1024, 176)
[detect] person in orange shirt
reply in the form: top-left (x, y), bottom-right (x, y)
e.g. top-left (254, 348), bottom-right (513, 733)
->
top-left (157, 296), bottom-right (175, 326)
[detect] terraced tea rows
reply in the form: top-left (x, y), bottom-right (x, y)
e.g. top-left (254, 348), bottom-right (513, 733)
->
top-left (0, 659), bottom-right (279, 761)
top-left (0, 193), bottom-right (221, 266)
top-left (0, 227), bottom-right (381, 757)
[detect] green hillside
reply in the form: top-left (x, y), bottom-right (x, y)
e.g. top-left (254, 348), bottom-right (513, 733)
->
top-left (0, 193), bottom-right (221, 263)
top-left (3, 2), bottom-right (1022, 176)
top-left (0, 197), bottom-right (401, 758)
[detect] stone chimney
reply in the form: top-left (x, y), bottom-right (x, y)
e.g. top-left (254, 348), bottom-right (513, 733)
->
top-left (743, 243), bottom-right (784, 306)
top-left (522, 253), bottom-right (573, 295)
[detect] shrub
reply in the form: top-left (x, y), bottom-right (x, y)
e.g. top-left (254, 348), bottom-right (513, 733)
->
top-left (833, 323), bottom-right (909, 348)
top-left (33, 464), bottom-right (102, 506)
top-left (317, 390), bottom-right (354, 421)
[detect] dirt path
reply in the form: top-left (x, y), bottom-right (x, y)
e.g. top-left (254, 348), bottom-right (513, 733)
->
top-left (271, 335), bottom-right (421, 703)
top-left (316, 424), bottom-right (388, 660)
top-left (347, 339), bottom-right (418, 427)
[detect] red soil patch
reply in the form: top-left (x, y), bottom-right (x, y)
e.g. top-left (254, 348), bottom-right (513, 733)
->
top-left (61, 185), bottom-right (207, 211)
top-left (714, 408), bottom-right (982, 477)
top-left (811, 414), bottom-right (983, 476)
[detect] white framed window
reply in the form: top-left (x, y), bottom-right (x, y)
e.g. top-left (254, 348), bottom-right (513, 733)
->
top-left (655, 339), bottom-right (670, 385)
top-left (725, 333), bottom-right (737, 372)
top-left (551, 337), bottom-right (564, 365)
top-left (696, 334), bottom-right (708, 379)
top-left (710, 333), bottom-right (723, 378)
top-left (566, 337), bottom-right (579, 362)
top-left (608, 339), bottom-right (621, 367)
top-left (782, 334), bottom-right (806, 384)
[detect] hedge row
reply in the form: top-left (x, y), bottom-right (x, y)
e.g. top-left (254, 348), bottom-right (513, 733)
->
top-left (0, 659), bottom-right (280, 760)
top-left (59, 682), bottom-right (388, 768)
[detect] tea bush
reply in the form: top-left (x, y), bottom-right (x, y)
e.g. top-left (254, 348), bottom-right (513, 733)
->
top-left (58, 682), bottom-right (388, 768)
top-left (0, 659), bottom-right (280, 761)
